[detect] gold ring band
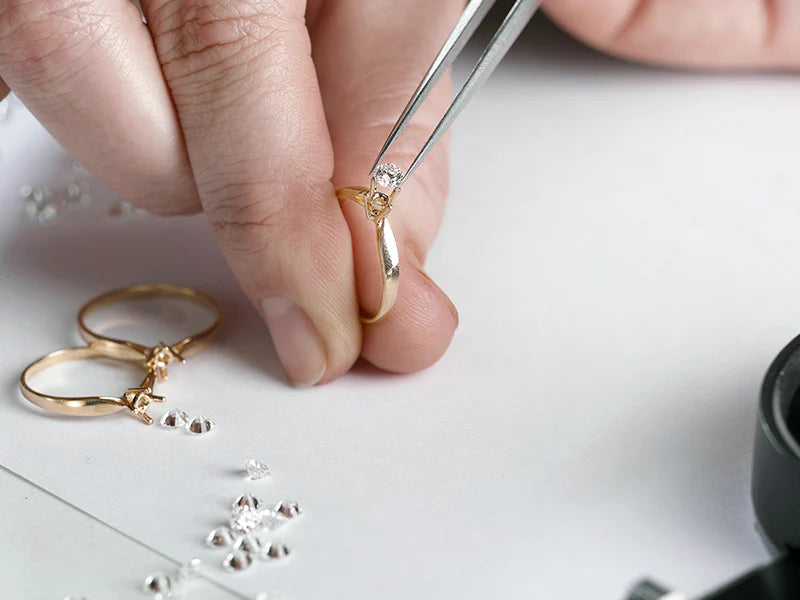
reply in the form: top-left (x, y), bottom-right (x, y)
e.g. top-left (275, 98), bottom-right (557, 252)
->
top-left (19, 347), bottom-right (164, 424)
top-left (77, 283), bottom-right (221, 380)
top-left (336, 186), bottom-right (400, 324)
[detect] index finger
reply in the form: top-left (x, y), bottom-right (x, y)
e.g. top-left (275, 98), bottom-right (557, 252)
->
top-left (140, 0), bottom-right (362, 385)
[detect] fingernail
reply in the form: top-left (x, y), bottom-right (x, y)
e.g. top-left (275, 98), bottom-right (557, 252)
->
top-left (260, 297), bottom-right (327, 387)
top-left (405, 245), bottom-right (459, 327)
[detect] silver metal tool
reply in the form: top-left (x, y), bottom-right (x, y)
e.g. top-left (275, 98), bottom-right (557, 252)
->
top-left (370, 0), bottom-right (541, 185)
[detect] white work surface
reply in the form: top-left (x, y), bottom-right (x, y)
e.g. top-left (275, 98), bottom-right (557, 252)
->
top-left (0, 16), bottom-right (795, 600)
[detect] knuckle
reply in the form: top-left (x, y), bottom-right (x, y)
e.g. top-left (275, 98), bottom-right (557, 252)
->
top-left (204, 182), bottom-right (292, 256)
top-left (0, 0), bottom-right (110, 79)
top-left (149, 0), bottom-right (303, 80)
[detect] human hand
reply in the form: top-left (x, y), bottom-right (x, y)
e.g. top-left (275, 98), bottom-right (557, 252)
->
top-left (0, 0), bottom-right (463, 385)
top-left (543, 0), bottom-right (800, 70)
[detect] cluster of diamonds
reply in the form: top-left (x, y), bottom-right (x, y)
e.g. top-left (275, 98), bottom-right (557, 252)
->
top-left (160, 409), bottom-right (215, 434)
top-left (206, 493), bottom-right (302, 572)
top-left (2, 95), bottom-right (145, 225)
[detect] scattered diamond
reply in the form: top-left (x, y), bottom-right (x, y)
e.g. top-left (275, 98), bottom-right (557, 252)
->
top-left (182, 558), bottom-right (202, 576)
top-left (374, 163), bottom-right (403, 188)
top-left (233, 493), bottom-right (262, 512)
top-left (160, 409), bottom-right (188, 428)
top-left (32, 185), bottom-right (51, 203)
top-left (230, 506), bottom-right (263, 533)
top-left (206, 526), bottom-right (234, 548)
top-left (274, 500), bottom-right (302, 519)
top-left (245, 458), bottom-right (270, 480)
top-left (233, 533), bottom-right (262, 554)
top-left (223, 550), bottom-right (253, 572)
top-left (142, 572), bottom-right (171, 599)
top-left (66, 183), bottom-right (81, 200)
top-left (258, 509), bottom-right (287, 531)
top-left (258, 542), bottom-right (291, 561)
top-left (35, 202), bottom-right (58, 224)
top-left (186, 415), bottom-right (215, 434)
top-left (19, 184), bottom-right (33, 199)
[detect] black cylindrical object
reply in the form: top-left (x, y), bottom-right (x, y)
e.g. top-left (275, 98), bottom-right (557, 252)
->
top-left (753, 333), bottom-right (800, 551)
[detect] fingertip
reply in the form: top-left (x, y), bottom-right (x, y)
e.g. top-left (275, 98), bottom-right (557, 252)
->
top-left (361, 250), bottom-right (458, 374)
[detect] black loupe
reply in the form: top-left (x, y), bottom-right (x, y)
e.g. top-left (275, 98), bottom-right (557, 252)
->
top-left (627, 334), bottom-right (800, 600)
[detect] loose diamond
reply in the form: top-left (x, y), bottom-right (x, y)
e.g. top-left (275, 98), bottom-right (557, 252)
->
top-left (178, 557), bottom-right (202, 578)
top-left (35, 202), bottom-right (58, 224)
top-left (233, 493), bottom-right (262, 512)
top-left (230, 507), bottom-right (263, 533)
top-left (274, 500), bottom-right (302, 519)
top-left (206, 526), bottom-right (234, 548)
top-left (258, 542), bottom-right (291, 561)
top-left (160, 409), bottom-right (188, 428)
top-left (223, 550), bottom-right (253, 572)
top-left (0, 98), bottom-right (9, 121)
top-left (142, 573), bottom-right (171, 599)
top-left (374, 163), bottom-right (403, 188)
top-left (186, 415), bottom-right (215, 434)
top-left (32, 185), bottom-right (52, 204)
top-left (233, 533), bottom-right (262, 554)
top-left (66, 183), bottom-right (81, 199)
top-left (258, 509), bottom-right (287, 531)
top-left (19, 184), bottom-right (33, 199)
top-left (245, 458), bottom-right (270, 480)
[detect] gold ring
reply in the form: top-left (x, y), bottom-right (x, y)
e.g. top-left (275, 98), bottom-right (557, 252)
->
top-left (77, 283), bottom-right (221, 380)
top-left (19, 347), bottom-right (164, 424)
top-left (336, 184), bottom-right (401, 323)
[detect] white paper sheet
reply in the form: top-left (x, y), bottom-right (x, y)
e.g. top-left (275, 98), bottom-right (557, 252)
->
top-left (2, 20), bottom-right (795, 599)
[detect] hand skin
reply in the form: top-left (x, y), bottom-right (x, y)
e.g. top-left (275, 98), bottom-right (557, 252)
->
top-left (0, 1), bottom-right (797, 385)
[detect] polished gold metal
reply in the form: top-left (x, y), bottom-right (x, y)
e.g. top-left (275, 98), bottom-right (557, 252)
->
top-left (336, 185), bottom-right (401, 323)
top-left (19, 347), bottom-right (165, 424)
top-left (77, 283), bottom-right (221, 380)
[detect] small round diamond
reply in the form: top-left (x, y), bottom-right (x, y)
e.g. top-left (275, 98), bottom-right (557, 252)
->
top-left (274, 500), bottom-right (302, 519)
top-left (160, 409), bottom-right (188, 428)
top-left (185, 415), bottom-right (215, 434)
top-left (258, 541), bottom-right (291, 561)
top-left (206, 526), bottom-right (234, 548)
top-left (233, 533), bottom-right (262, 554)
top-left (374, 163), bottom-right (403, 188)
top-left (230, 509), bottom-right (262, 533)
top-left (245, 458), bottom-right (270, 480)
top-left (223, 550), bottom-right (253, 572)
top-left (142, 572), bottom-right (171, 598)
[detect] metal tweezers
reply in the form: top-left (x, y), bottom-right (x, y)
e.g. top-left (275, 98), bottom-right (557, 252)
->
top-left (370, 0), bottom-right (541, 185)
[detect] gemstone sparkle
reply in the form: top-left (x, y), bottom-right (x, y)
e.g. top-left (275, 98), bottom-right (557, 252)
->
top-left (374, 163), bottom-right (403, 188)
top-left (274, 500), bottom-right (303, 519)
top-left (245, 458), bottom-right (270, 480)
top-left (259, 542), bottom-right (291, 561)
top-left (206, 526), bottom-right (234, 548)
top-left (160, 409), bottom-right (188, 428)
top-left (223, 550), bottom-right (253, 572)
top-left (186, 415), bottom-right (215, 434)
